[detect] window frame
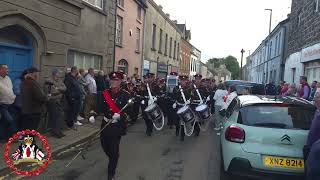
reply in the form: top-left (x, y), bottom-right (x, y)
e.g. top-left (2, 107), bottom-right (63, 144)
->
top-left (117, 0), bottom-right (124, 8)
top-left (158, 29), bottom-right (163, 54)
top-left (173, 40), bottom-right (176, 59)
top-left (136, 27), bottom-right (141, 52)
top-left (164, 33), bottom-right (168, 56)
top-left (152, 24), bottom-right (157, 50)
top-left (118, 59), bottom-right (128, 74)
top-left (137, 6), bottom-right (142, 21)
top-left (83, 0), bottom-right (103, 9)
top-left (169, 37), bottom-right (172, 58)
top-left (116, 15), bottom-right (123, 46)
top-left (68, 50), bottom-right (102, 70)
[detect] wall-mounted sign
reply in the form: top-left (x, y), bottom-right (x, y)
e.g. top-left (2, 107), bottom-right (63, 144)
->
top-left (302, 43), bottom-right (320, 63)
top-left (157, 63), bottom-right (167, 72)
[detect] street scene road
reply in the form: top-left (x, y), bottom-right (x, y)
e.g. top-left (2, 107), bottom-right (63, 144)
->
top-left (13, 120), bottom-right (221, 180)
top-left (1, 0), bottom-right (320, 180)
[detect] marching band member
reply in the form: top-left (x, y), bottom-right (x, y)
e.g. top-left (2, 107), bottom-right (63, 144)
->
top-left (100, 71), bottom-right (131, 180)
top-left (141, 73), bottom-right (156, 136)
top-left (173, 75), bottom-right (192, 141)
top-left (166, 72), bottom-right (179, 129)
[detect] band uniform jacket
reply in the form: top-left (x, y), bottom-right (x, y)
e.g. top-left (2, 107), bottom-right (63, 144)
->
top-left (101, 89), bottom-right (131, 137)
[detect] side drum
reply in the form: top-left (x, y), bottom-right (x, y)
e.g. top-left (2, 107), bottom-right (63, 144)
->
top-left (144, 103), bottom-right (162, 121)
top-left (177, 106), bottom-right (195, 123)
top-left (195, 104), bottom-right (211, 120)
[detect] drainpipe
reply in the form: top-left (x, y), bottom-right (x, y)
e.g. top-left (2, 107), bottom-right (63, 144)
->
top-left (280, 26), bottom-right (287, 81)
top-left (141, 8), bottom-right (147, 78)
top-left (112, 0), bottom-right (117, 72)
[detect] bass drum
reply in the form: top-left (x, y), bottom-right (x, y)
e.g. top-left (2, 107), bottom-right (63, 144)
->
top-left (177, 106), bottom-right (196, 136)
top-left (144, 103), bottom-right (164, 131)
top-left (195, 104), bottom-right (211, 131)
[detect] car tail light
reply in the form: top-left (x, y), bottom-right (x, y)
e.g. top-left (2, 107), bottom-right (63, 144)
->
top-left (225, 125), bottom-right (245, 143)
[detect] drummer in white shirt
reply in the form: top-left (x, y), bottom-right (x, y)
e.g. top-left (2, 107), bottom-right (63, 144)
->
top-left (213, 83), bottom-right (228, 131)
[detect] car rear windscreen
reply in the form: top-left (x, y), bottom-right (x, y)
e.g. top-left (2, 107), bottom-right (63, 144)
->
top-left (238, 104), bottom-right (315, 130)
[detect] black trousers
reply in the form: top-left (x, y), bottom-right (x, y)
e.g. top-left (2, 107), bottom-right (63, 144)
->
top-left (20, 113), bottom-right (41, 131)
top-left (47, 101), bottom-right (63, 134)
top-left (100, 135), bottom-right (121, 179)
top-left (141, 104), bottom-right (153, 134)
top-left (66, 98), bottom-right (82, 128)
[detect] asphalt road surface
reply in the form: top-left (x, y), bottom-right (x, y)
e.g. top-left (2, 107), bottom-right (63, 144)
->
top-left (2, 119), bottom-right (294, 180)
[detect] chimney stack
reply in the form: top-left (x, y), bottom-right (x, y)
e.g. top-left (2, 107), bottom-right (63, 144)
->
top-left (173, 20), bottom-right (177, 24)
top-left (158, 5), bottom-right (163, 11)
top-left (166, 13), bottom-right (170, 18)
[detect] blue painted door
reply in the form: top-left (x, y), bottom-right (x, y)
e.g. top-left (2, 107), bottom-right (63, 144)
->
top-left (0, 45), bottom-right (32, 81)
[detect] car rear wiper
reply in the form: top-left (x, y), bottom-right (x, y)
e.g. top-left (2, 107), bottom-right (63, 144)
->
top-left (252, 122), bottom-right (288, 128)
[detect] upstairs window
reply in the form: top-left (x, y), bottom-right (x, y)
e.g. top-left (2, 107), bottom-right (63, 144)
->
top-left (117, 0), bottom-right (124, 8)
top-left (137, 6), bottom-right (142, 20)
top-left (83, 0), bottom-right (103, 9)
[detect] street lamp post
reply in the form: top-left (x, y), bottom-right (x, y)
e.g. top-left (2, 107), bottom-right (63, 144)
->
top-left (240, 49), bottom-right (245, 80)
top-left (265, 9), bottom-right (272, 34)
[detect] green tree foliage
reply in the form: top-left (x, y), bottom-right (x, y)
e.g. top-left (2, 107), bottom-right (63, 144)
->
top-left (206, 55), bottom-right (240, 79)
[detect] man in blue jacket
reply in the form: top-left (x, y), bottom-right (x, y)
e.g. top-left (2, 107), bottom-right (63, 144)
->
top-left (306, 140), bottom-right (320, 180)
top-left (64, 66), bottom-right (83, 128)
top-left (306, 93), bottom-right (320, 180)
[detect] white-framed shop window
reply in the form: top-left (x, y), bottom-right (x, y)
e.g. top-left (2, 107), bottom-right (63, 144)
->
top-left (68, 50), bottom-right (102, 70)
top-left (83, 0), bottom-right (103, 9)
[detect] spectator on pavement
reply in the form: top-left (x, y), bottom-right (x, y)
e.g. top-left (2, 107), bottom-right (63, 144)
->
top-left (96, 70), bottom-right (107, 115)
top-left (276, 81), bottom-right (284, 95)
top-left (314, 82), bottom-right (320, 99)
top-left (306, 93), bottom-right (320, 148)
top-left (265, 81), bottom-right (277, 95)
top-left (213, 83), bottom-right (228, 131)
top-left (0, 64), bottom-right (17, 140)
top-left (64, 66), bottom-right (84, 128)
top-left (305, 93), bottom-right (320, 180)
top-left (309, 81), bottom-right (318, 101)
top-left (280, 81), bottom-right (289, 96)
top-left (44, 69), bottom-right (67, 138)
top-left (21, 67), bottom-right (48, 131)
top-left (306, 139), bottom-right (320, 180)
top-left (299, 76), bottom-right (311, 100)
top-left (84, 68), bottom-right (97, 123)
top-left (77, 68), bottom-right (88, 121)
top-left (12, 70), bottom-right (29, 131)
top-left (283, 84), bottom-right (297, 97)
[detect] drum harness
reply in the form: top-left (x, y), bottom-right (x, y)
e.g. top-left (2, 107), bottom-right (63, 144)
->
top-left (177, 85), bottom-right (197, 136)
top-left (193, 84), bottom-right (212, 132)
top-left (144, 83), bottom-right (165, 131)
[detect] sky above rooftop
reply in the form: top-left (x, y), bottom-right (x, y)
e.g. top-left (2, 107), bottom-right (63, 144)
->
top-left (154, 0), bottom-right (291, 64)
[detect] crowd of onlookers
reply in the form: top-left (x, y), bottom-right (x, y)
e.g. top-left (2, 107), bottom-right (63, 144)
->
top-left (0, 64), bottom-right (137, 141)
top-left (265, 76), bottom-right (319, 101)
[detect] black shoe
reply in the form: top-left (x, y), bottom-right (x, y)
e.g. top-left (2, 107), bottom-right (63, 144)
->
top-left (58, 132), bottom-right (66, 137)
top-left (175, 129), bottom-right (179, 137)
top-left (146, 131), bottom-right (152, 136)
top-left (180, 135), bottom-right (184, 141)
top-left (52, 132), bottom-right (64, 139)
top-left (195, 131), bottom-right (200, 137)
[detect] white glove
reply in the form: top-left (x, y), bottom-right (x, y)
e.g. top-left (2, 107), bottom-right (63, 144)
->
top-left (172, 103), bottom-right (177, 109)
top-left (206, 96), bottom-right (210, 101)
top-left (186, 100), bottom-right (191, 105)
top-left (141, 100), bottom-right (145, 105)
top-left (112, 113), bottom-right (121, 121)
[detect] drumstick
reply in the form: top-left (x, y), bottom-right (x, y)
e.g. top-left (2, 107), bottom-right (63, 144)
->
top-left (193, 84), bottom-right (204, 104)
top-left (179, 85), bottom-right (187, 105)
